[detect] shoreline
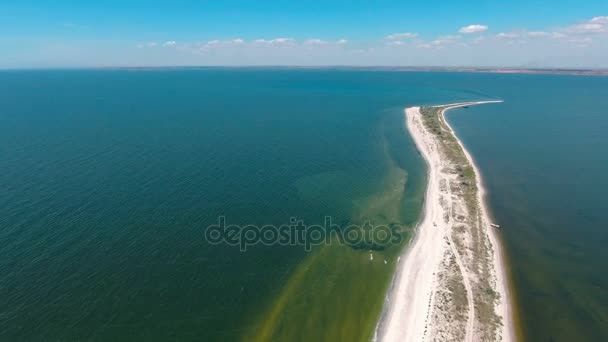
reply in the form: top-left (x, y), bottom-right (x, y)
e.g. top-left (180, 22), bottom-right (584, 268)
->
top-left (375, 101), bottom-right (514, 342)
top-left (439, 102), bottom-right (515, 342)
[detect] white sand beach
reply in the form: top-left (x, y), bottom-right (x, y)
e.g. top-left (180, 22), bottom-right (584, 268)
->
top-left (376, 102), bottom-right (514, 342)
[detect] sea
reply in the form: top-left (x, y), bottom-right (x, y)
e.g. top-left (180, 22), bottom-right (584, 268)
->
top-left (0, 69), bottom-right (606, 341)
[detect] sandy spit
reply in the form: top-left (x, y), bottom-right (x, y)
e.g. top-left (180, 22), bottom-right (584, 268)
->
top-left (374, 101), bottom-right (514, 342)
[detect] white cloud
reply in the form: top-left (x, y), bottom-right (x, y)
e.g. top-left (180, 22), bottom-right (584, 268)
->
top-left (499, 31), bottom-right (549, 40)
top-left (494, 31), bottom-right (550, 44)
top-left (253, 38), bottom-right (296, 46)
top-left (273, 38), bottom-right (294, 44)
top-left (490, 16), bottom-right (607, 45)
top-left (590, 16), bottom-right (608, 24)
top-left (568, 23), bottom-right (605, 34)
top-left (564, 16), bottom-right (608, 34)
top-left (304, 39), bottom-right (328, 45)
top-left (459, 24), bottom-right (488, 34)
top-left (197, 39), bottom-right (248, 51)
top-left (127, 14), bottom-right (608, 67)
top-left (433, 35), bottom-right (461, 44)
top-left (417, 35), bottom-right (462, 49)
top-left (385, 32), bottom-right (418, 40)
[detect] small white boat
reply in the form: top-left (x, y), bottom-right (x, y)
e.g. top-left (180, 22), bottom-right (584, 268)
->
top-left (490, 223), bottom-right (501, 228)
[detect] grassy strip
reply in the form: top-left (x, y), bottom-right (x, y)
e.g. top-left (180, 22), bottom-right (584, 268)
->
top-left (420, 106), bottom-right (501, 340)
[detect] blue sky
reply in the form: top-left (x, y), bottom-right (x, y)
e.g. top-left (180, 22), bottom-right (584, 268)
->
top-left (1, 1), bottom-right (607, 68)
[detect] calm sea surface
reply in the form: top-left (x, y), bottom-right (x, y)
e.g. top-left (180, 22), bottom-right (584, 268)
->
top-left (446, 74), bottom-right (608, 342)
top-left (0, 69), bottom-right (606, 341)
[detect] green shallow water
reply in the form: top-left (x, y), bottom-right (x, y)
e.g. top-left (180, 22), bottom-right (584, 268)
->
top-left (0, 69), bottom-right (480, 341)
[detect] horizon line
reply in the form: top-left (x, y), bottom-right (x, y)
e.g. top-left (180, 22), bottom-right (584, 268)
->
top-left (2, 65), bottom-right (608, 69)
top-left (2, 65), bottom-right (608, 75)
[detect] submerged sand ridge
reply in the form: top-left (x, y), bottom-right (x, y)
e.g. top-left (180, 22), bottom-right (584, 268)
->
top-left (375, 102), bottom-right (514, 342)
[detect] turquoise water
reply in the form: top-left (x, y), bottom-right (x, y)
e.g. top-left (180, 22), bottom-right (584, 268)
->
top-left (0, 69), bottom-right (481, 341)
top-left (1, 70), bottom-right (606, 341)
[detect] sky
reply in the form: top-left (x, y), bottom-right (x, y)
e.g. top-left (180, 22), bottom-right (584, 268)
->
top-left (1, 0), bottom-right (607, 68)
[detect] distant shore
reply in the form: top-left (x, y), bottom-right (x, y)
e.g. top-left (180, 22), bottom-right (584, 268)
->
top-left (376, 101), bottom-right (514, 342)
top-left (13, 66), bottom-right (606, 77)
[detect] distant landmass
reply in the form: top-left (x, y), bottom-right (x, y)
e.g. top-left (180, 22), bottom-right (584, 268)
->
top-left (99, 65), bottom-right (608, 76)
top-left (288, 66), bottom-right (608, 76)
top-left (390, 67), bottom-right (608, 76)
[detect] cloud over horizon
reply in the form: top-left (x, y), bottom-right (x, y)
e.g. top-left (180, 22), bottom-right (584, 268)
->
top-left (385, 32), bottom-right (419, 40)
top-left (10, 14), bottom-right (608, 68)
top-left (459, 24), bottom-right (489, 33)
